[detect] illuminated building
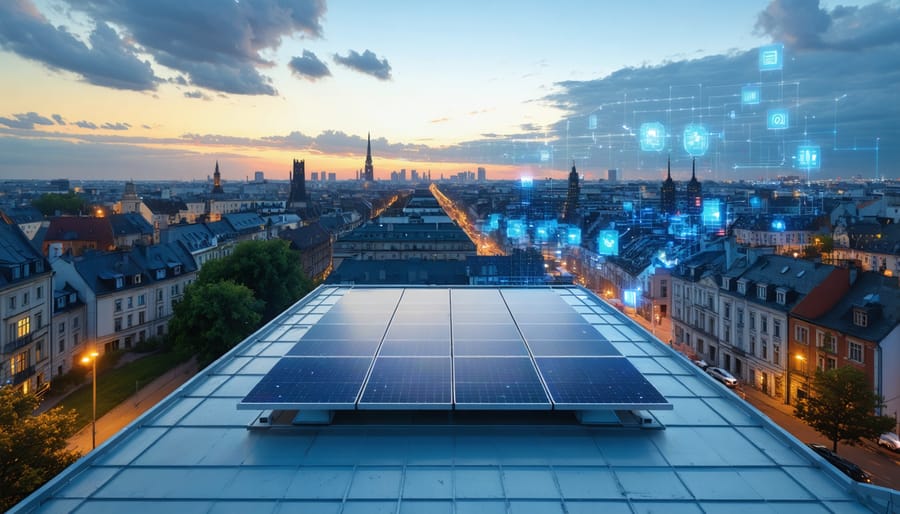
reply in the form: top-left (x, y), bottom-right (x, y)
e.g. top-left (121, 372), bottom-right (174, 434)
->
top-left (288, 158), bottom-right (307, 208)
top-left (686, 158), bottom-right (702, 216)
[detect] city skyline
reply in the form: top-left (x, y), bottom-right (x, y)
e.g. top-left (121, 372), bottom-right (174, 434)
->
top-left (1, 0), bottom-right (897, 181)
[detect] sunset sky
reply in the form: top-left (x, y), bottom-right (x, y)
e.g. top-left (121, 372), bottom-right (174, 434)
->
top-left (1, 0), bottom-right (897, 182)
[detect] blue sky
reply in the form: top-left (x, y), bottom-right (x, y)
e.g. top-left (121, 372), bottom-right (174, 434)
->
top-left (0, 0), bottom-right (896, 181)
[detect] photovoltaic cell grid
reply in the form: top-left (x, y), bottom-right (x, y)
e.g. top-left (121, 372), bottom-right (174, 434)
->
top-left (240, 287), bottom-right (671, 411)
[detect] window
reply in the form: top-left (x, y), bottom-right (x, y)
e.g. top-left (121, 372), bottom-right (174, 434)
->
top-left (724, 325), bottom-right (731, 343)
top-left (56, 297), bottom-right (65, 309)
top-left (737, 308), bottom-right (744, 326)
top-left (35, 312), bottom-right (42, 329)
top-left (750, 335), bottom-right (756, 355)
top-left (11, 351), bottom-right (28, 374)
top-left (760, 315), bottom-right (768, 334)
top-left (818, 331), bottom-right (837, 353)
top-left (72, 316), bottom-right (79, 329)
top-left (73, 333), bottom-right (79, 346)
top-left (36, 286), bottom-right (43, 299)
top-left (723, 302), bottom-right (731, 320)
top-left (134, 274), bottom-right (142, 284)
top-left (35, 341), bottom-right (43, 362)
top-left (849, 341), bottom-right (863, 362)
top-left (773, 344), bottom-right (780, 364)
top-left (139, 311), bottom-right (145, 324)
top-left (58, 339), bottom-right (65, 353)
top-left (757, 284), bottom-right (767, 300)
top-left (795, 325), bottom-right (808, 344)
top-left (23, 292), bottom-right (29, 306)
top-left (853, 309), bottom-right (868, 327)
top-left (762, 340), bottom-right (768, 359)
top-left (157, 289), bottom-right (163, 301)
top-left (776, 290), bottom-right (786, 304)
top-left (737, 280), bottom-right (746, 294)
top-left (8, 296), bottom-right (15, 310)
top-left (750, 312), bottom-right (756, 330)
top-left (127, 297), bottom-right (133, 309)
top-left (114, 317), bottom-right (123, 332)
top-left (773, 319), bottom-right (781, 339)
top-left (58, 321), bottom-right (65, 334)
top-left (660, 280), bottom-right (667, 298)
top-left (16, 317), bottom-right (30, 338)
top-left (137, 294), bottom-right (145, 306)
top-left (127, 314), bottom-right (133, 328)
top-left (115, 299), bottom-right (123, 312)
top-left (115, 277), bottom-right (124, 289)
top-left (826, 357), bottom-right (837, 370)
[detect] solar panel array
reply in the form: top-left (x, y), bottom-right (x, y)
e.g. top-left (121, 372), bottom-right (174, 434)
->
top-left (240, 287), bottom-right (670, 412)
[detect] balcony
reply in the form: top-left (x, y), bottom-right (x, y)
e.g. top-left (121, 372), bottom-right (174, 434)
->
top-left (9, 365), bottom-right (35, 385)
top-left (3, 326), bottom-right (47, 354)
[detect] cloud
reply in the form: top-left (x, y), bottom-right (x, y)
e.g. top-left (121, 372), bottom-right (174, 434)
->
top-left (333, 49), bottom-right (392, 80)
top-left (77, 0), bottom-right (327, 95)
top-left (52, 114), bottom-right (66, 125)
top-left (74, 120), bottom-right (97, 129)
top-left (184, 90), bottom-right (209, 100)
top-left (430, 117), bottom-right (450, 124)
top-left (288, 50), bottom-right (331, 81)
top-left (0, 1), bottom-right (157, 91)
top-left (756, 0), bottom-right (900, 51)
top-left (0, 111), bottom-right (55, 129)
top-left (101, 122), bottom-right (130, 131)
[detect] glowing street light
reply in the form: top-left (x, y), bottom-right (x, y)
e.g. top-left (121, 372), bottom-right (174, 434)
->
top-left (81, 351), bottom-right (99, 449)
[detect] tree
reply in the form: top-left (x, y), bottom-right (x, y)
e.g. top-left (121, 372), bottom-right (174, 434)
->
top-left (0, 387), bottom-right (81, 511)
top-left (169, 280), bottom-right (263, 366)
top-left (795, 366), bottom-right (895, 453)
top-left (31, 192), bottom-right (89, 216)
top-left (198, 239), bottom-right (313, 321)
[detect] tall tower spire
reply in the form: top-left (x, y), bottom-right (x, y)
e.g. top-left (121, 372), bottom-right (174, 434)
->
top-left (363, 131), bottom-right (374, 181)
top-left (667, 155), bottom-right (672, 180)
top-left (211, 160), bottom-right (224, 194)
top-left (660, 154), bottom-right (676, 217)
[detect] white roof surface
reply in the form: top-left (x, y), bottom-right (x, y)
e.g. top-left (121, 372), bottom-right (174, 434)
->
top-left (13, 286), bottom-right (892, 513)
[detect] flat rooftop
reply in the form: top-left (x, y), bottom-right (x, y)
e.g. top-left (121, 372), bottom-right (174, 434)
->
top-left (13, 286), bottom-right (895, 513)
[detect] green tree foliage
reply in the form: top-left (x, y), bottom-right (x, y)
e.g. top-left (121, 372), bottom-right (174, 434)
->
top-left (795, 366), bottom-right (896, 452)
top-left (198, 239), bottom-right (313, 321)
top-left (30, 192), bottom-right (89, 216)
top-left (0, 388), bottom-right (81, 510)
top-left (169, 280), bottom-right (263, 366)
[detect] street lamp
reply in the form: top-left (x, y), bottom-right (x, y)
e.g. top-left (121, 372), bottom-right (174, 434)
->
top-left (81, 351), bottom-right (99, 449)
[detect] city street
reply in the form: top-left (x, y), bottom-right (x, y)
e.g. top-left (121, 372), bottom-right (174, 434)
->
top-left (624, 307), bottom-right (900, 490)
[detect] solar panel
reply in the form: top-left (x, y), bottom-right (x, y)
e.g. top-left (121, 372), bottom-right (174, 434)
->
top-left (452, 339), bottom-right (528, 357)
top-left (535, 357), bottom-right (669, 409)
top-left (240, 357), bottom-right (371, 409)
top-left (240, 287), bottom-right (671, 414)
top-left (359, 357), bottom-right (451, 408)
top-left (454, 357), bottom-right (550, 409)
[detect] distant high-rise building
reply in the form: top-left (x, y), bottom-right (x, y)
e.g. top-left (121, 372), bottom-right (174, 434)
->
top-left (320, 171), bottom-right (326, 182)
top-left (211, 161), bottom-right (224, 194)
top-left (660, 156), bottom-right (676, 216)
top-left (563, 161), bottom-right (580, 222)
top-left (411, 169), bottom-right (419, 182)
top-left (686, 158), bottom-right (702, 215)
top-left (364, 132), bottom-right (374, 181)
top-left (327, 172), bottom-right (336, 181)
top-left (607, 168), bottom-right (618, 182)
top-left (288, 159), bottom-right (306, 207)
top-left (311, 172), bottom-right (319, 182)
top-left (477, 167), bottom-right (486, 182)
top-left (400, 169), bottom-right (407, 182)
top-left (254, 171), bottom-right (265, 183)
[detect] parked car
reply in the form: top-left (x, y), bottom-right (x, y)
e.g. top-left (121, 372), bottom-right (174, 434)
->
top-left (878, 432), bottom-right (900, 452)
top-left (692, 359), bottom-right (709, 370)
top-left (807, 443), bottom-right (872, 483)
top-left (706, 366), bottom-right (737, 388)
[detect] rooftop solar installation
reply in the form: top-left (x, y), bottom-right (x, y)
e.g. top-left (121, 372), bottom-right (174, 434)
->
top-left (239, 287), bottom-right (672, 413)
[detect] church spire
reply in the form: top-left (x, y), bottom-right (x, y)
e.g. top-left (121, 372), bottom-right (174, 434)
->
top-left (691, 158), bottom-right (696, 180)
top-left (363, 131), bottom-right (374, 181)
top-left (211, 160), bottom-right (224, 194)
top-left (667, 155), bottom-right (672, 180)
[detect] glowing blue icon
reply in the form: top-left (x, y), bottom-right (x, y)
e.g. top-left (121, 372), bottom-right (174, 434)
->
top-left (683, 124), bottom-right (709, 156)
top-left (520, 176), bottom-right (533, 188)
top-left (535, 221), bottom-right (557, 242)
top-left (741, 85), bottom-right (761, 105)
top-left (588, 114), bottom-right (598, 130)
top-left (767, 109), bottom-right (789, 130)
top-left (566, 227), bottom-right (582, 246)
top-left (749, 196), bottom-right (762, 209)
top-left (622, 201), bottom-right (633, 213)
top-left (487, 213), bottom-right (502, 231)
top-left (771, 219), bottom-right (786, 231)
top-left (597, 230), bottom-right (619, 256)
top-left (796, 145), bottom-right (821, 169)
top-left (507, 219), bottom-right (525, 239)
top-left (702, 199), bottom-right (722, 229)
top-left (639, 122), bottom-right (667, 152)
top-left (758, 44), bottom-right (783, 71)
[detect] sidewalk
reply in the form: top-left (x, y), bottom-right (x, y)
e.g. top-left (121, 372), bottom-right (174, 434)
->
top-left (38, 356), bottom-right (198, 454)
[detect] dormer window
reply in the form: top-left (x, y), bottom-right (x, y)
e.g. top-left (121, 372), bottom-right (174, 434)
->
top-left (737, 280), bottom-right (747, 295)
top-left (722, 277), bottom-right (731, 290)
top-left (776, 290), bottom-right (786, 305)
top-left (156, 269), bottom-right (166, 280)
top-left (174, 265), bottom-right (182, 275)
top-left (853, 309), bottom-right (868, 327)
top-left (757, 284), bottom-right (767, 300)
top-left (134, 274), bottom-right (142, 284)
top-left (115, 277), bottom-right (124, 289)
